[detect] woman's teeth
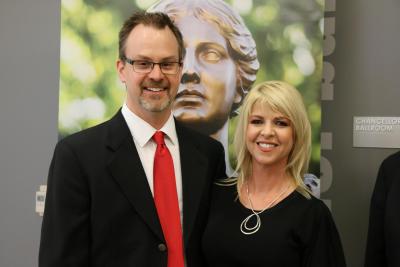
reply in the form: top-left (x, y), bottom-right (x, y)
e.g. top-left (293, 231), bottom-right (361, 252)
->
top-left (258, 143), bottom-right (276, 148)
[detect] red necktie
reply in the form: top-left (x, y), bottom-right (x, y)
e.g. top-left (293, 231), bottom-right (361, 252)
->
top-left (153, 131), bottom-right (184, 267)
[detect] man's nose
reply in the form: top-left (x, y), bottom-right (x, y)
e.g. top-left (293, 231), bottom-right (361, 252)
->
top-left (147, 63), bottom-right (164, 81)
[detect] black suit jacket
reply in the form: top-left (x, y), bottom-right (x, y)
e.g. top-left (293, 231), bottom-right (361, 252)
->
top-left (39, 110), bottom-right (226, 267)
top-left (365, 151), bottom-right (400, 267)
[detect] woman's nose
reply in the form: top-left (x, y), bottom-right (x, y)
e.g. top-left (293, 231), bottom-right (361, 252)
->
top-left (260, 123), bottom-right (275, 137)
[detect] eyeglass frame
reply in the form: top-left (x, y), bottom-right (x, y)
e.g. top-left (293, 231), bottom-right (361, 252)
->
top-left (122, 56), bottom-right (183, 75)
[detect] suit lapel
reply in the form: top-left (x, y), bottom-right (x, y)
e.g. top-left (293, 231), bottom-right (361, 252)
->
top-left (104, 112), bottom-right (210, 245)
top-left (176, 123), bottom-right (209, 246)
top-left (105, 111), bottom-right (164, 241)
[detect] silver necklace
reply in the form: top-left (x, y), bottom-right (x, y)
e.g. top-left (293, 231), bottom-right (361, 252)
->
top-left (240, 182), bottom-right (290, 235)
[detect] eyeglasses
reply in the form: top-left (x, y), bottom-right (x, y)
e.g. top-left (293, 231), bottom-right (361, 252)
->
top-left (122, 56), bottom-right (182, 75)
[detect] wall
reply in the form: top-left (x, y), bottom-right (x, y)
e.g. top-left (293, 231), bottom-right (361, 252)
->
top-left (0, 0), bottom-right (399, 266)
top-left (0, 0), bottom-right (60, 266)
top-left (322, 0), bottom-right (400, 266)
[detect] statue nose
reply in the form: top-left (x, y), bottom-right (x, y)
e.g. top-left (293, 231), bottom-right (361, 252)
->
top-left (181, 72), bottom-right (200, 84)
top-left (181, 48), bottom-right (200, 84)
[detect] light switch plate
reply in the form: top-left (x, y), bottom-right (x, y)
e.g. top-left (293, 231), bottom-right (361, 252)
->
top-left (36, 185), bottom-right (47, 216)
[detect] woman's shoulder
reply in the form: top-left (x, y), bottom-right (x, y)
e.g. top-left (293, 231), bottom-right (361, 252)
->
top-left (292, 192), bottom-right (341, 243)
top-left (211, 180), bottom-right (237, 199)
top-left (213, 179), bottom-right (237, 192)
top-left (291, 190), bottom-right (332, 218)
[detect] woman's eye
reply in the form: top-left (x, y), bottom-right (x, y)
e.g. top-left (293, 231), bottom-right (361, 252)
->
top-left (275, 120), bottom-right (289, 127)
top-left (250, 119), bottom-right (263, 125)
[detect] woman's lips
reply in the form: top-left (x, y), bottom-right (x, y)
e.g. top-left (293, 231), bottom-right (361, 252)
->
top-left (256, 141), bottom-right (278, 152)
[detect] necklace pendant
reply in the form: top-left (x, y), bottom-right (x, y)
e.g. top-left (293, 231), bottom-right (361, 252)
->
top-left (240, 181), bottom-right (291, 235)
top-left (240, 212), bottom-right (261, 235)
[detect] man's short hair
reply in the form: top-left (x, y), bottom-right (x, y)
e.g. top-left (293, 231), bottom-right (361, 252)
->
top-left (118, 11), bottom-right (185, 61)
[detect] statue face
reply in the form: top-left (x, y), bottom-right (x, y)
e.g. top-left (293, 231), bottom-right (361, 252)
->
top-left (173, 16), bottom-right (241, 135)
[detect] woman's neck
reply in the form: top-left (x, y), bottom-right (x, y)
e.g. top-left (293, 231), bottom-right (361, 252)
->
top-left (247, 161), bottom-right (291, 195)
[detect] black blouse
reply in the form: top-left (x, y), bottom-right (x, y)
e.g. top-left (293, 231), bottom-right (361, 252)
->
top-left (202, 184), bottom-right (346, 267)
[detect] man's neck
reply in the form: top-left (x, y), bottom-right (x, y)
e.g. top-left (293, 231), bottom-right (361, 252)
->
top-left (126, 104), bottom-right (171, 130)
top-left (142, 112), bottom-right (171, 130)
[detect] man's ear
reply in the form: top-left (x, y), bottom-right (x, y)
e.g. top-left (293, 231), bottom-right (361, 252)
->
top-left (116, 59), bottom-right (126, 83)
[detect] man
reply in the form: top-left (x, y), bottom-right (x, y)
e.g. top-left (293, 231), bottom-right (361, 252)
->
top-left (365, 151), bottom-right (400, 267)
top-left (39, 11), bottom-right (226, 267)
top-left (148, 0), bottom-right (259, 176)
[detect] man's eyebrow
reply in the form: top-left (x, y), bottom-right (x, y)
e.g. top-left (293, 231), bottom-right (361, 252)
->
top-left (161, 56), bottom-right (180, 61)
top-left (131, 55), bottom-right (179, 61)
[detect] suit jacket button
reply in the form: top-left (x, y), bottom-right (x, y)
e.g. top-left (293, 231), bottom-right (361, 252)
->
top-left (158, 243), bottom-right (167, 252)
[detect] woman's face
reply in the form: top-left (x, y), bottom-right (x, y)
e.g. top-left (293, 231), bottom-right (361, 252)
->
top-left (173, 16), bottom-right (241, 135)
top-left (246, 102), bottom-right (294, 170)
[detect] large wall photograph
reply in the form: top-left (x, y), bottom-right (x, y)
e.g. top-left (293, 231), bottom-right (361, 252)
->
top-left (58, 0), bottom-right (323, 186)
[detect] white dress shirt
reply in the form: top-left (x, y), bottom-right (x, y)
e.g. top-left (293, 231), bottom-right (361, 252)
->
top-left (121, 103), bottom-right (183, 224)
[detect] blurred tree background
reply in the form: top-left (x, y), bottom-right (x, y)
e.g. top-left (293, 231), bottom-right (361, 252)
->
top-left (59, 0), bottom-right (324, 175)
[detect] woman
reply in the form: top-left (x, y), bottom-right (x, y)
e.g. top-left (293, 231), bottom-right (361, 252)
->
top-left (202, 81), bottom-right (346, 266)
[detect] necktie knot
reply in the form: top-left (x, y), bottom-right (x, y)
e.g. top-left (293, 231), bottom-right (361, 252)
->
top-left (153, 131), bottom-right (165, 146)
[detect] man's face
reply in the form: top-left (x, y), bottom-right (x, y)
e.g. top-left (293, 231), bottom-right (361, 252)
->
top-left (173, 17), bottom-right (241, 135)
top-left (117, 24), bottom-right (182, 121)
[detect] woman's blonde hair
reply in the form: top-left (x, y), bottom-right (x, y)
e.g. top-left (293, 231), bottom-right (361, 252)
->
top-left (232, 81), bottom-right (312, 198)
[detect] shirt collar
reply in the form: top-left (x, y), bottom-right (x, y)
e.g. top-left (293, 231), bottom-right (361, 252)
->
top-left (121, 103), bottom-right (178, 147)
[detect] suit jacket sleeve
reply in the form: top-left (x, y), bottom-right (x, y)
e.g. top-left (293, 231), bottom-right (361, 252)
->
top-left (39, 140), bottom-right (91, 267)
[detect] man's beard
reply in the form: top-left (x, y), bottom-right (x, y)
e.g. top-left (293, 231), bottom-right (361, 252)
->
top-left (139, 94), bottom-right (171, 112)
top-left (139, 80), bottom-right (171, 112)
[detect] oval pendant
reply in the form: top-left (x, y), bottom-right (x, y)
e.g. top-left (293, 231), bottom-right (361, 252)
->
top-left (240, 212), bottom-right (261, 235)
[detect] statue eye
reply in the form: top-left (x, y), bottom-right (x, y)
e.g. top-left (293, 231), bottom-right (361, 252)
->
top-left (200, 49), bottom-right (222, 63)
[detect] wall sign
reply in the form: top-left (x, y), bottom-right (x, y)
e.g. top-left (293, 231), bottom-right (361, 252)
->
top-left (353, 117), bottom-right (400, 148)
